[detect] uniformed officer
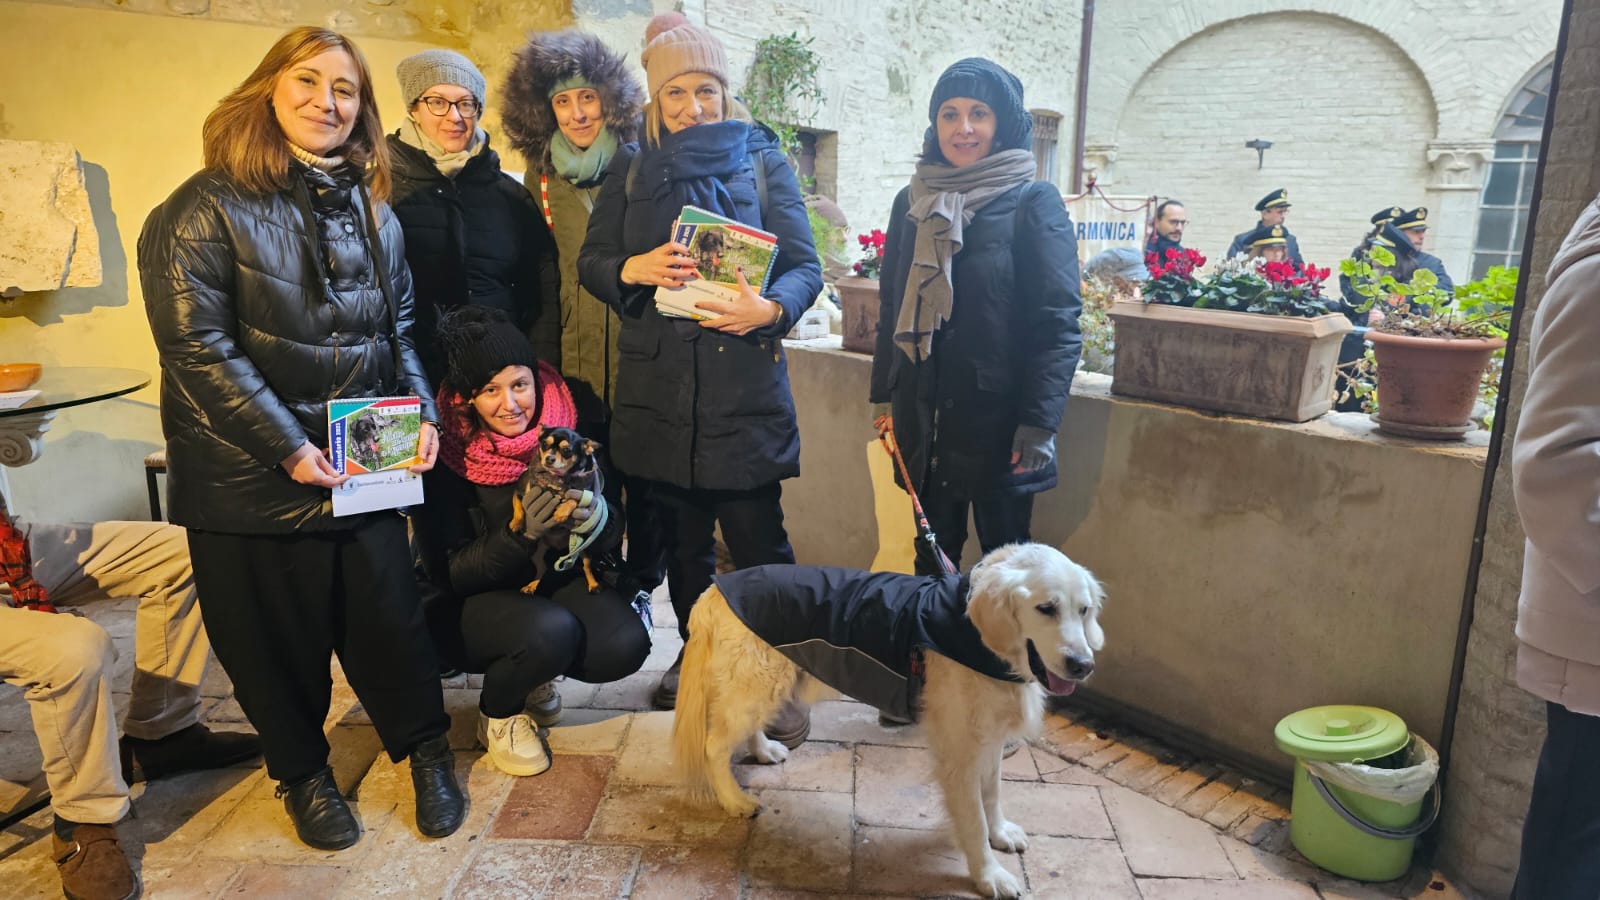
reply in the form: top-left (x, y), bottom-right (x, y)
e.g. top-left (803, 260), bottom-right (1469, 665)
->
top-left (1241, 223), bottom-right (1291, 262)
top-left (1227, 188), bottom-right (1303, 264)
top-left (1393, 206), bottom-right (1453, 292)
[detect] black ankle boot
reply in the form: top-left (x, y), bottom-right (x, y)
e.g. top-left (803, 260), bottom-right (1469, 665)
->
top-left (409, 735), bottom-right (465, 838)
top-left (276, 767), bottom-right (359, 851)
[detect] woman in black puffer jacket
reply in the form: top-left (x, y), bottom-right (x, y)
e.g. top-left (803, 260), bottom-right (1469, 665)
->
top-left (138, 27), bottom-right (462, 852)
top-left (870, 59), bottom-right (1082, 576)
top-left (578, 15), bottom-right (821, 730)
top-left (386, 49), bottom-right (560, 385)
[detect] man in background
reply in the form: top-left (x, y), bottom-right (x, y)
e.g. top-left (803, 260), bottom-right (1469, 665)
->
top-left (1145, 199), bottom-right (1188, 262)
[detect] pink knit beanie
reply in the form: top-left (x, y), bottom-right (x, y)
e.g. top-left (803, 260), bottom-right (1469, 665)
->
top-left (640, 13), bottom-right (728, 98)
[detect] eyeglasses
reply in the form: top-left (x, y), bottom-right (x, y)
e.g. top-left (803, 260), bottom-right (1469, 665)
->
top-left (419, 96), bottom-right (481, 118)
top-left (1167, 220), bottom-right (1189, 227)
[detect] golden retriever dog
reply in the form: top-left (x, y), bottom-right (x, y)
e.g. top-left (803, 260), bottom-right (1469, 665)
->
top-left (672, 542), bottom-right (1105, 899)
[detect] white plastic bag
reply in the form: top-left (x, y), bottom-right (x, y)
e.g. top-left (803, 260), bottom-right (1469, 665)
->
top-left (1304, 733), bottom-right (1439, 804)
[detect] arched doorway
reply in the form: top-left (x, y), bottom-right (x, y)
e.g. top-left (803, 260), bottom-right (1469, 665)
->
top-left (1470, 62), bottom-right (1552, 280)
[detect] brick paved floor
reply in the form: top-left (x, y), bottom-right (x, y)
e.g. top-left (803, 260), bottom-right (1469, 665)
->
top-left (0, 591), bottom-right (1479, 899)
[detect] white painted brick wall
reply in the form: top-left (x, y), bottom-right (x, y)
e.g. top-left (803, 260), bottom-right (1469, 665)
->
top-left (1108, 12), bottom-right (1439, 272)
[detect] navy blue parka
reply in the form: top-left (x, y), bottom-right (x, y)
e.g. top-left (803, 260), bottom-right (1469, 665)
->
top-left (577, 121), bottom-right (821, 491)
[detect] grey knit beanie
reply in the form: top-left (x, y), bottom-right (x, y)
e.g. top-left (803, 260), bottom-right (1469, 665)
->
top-left (927, 58), bottom-right (1032, 152)
top-left (397, 49), bottom-right (487, 108)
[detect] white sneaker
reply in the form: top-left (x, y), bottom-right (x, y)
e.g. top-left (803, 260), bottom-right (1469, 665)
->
top-left (477, 712), bottom-right (551, 777)
top-left (527, 681), bottom-right (563, 728)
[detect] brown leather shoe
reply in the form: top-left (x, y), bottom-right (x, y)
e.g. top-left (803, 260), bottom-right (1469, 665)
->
top-left (651, 649), bottom-right (684, 711)
top-left (120, 722), bottom-right (262, 783)
top-left (764, 699), bottom-right (811, 750)
top-left (53, 822), bottom-right (138, 900)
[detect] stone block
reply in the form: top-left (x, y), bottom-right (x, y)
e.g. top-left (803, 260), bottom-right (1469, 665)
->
top-left (0, 140), bottom-right (101, 296)
top-left (1021, 835), bottom-right (1142, 899)
top-left (747, 788), bottom-right (854, 892)
top-left (1100, 784), bottom-right (1236, 879)
top-left (451, 843), bottom-right (639, 899)
top-left (490, 753), bottom-right (611, 841)
top-left (852, 824), bottom-right (1024, 897)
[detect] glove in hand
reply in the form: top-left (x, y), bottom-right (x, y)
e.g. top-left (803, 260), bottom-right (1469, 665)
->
top-left (518, 487), bottom-right (562, 542)
top-left (1010, 425), bottom-right (1057, 473)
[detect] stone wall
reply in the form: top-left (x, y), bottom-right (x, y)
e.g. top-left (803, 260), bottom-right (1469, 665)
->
top-left (1085, 0), bottom-right (1560, 282)
top-left (690, 0), bottom-right (1083, 239)
top-left (1437, 0), bottom-right (1600, 892)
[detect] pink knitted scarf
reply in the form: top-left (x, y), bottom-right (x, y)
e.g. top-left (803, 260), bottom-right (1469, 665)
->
top-left (437, 360), bottom-right (577, 485)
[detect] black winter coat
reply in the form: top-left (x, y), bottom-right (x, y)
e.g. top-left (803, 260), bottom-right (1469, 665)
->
top-left (870, 181), bottom-right (1082, 500)
top-left (139, 165), bottom-right (436, 533)
top-left (388, 135), bottom-right (561, 383)
top-left (577, 125), bottom-right (822, 491)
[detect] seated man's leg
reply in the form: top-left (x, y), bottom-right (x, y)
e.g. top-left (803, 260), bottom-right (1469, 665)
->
top-left (0, 604), bottom-right (138, 900)
top-left (31, 520), bottom-right (259, 779)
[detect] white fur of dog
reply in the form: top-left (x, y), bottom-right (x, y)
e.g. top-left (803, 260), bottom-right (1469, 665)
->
top-left (672, 542), bottom-right (1105, 899)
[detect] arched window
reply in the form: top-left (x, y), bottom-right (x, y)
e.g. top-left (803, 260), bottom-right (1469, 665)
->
top-left (1471, 62), bottom-right (1552, 280)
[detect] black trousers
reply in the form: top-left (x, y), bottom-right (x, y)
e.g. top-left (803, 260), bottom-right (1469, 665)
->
top-left (457, 576), bottom-right (652, 719)
top-left (1512, 701), bottom-right (1600, 900)
top-left (187, 513), bottom-right (449, 784)
top-left (621, 473), bottom-right (668, 593)
top-left (656, 481), bottom-right (795, 640)
top-left (917, 492), bottom-right (1035, 575)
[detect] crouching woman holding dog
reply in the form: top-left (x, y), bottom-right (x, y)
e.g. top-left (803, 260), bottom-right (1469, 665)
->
top-left (412, 307), bottom-right (651, 778)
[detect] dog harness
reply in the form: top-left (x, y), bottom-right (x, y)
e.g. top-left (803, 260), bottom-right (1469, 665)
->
top-left (713, 565), bottom-right (1025, 722)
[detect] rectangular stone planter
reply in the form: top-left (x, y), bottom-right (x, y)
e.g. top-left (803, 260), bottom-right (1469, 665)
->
top-left (1106, 300), bottom-right (1354, 422)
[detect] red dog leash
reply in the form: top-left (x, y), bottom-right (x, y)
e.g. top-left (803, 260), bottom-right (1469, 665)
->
top-left (876, 425), bottom-right (958, 576)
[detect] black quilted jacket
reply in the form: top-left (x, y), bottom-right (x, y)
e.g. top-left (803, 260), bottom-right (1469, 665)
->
top-left (138, 163), bottom-right (436, 533)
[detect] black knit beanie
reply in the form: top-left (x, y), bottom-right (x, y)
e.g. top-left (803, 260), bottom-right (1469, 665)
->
top-left (927, 58), bottom-right (1033, 153)
top-left (436, 306), bottom-right (540, 396)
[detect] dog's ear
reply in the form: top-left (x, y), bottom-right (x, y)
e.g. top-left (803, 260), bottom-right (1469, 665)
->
top-left (1079, 566), bottom-right (1107, 652)
top-left (968, 560), bottom-right (1031, 655)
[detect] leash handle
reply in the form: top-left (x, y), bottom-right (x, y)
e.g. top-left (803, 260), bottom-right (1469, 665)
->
top-left (877, 427), bottom-right (957, 576)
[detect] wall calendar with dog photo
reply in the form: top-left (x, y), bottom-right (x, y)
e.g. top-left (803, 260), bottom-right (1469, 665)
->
top-left (657, 205), bottom-right (780, 320)
top-left (328, 396), bottom-right (424, 517)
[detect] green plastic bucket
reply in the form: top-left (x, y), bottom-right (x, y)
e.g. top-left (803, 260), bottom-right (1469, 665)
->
top-left (1274, 705), bottom-right (1441, 882)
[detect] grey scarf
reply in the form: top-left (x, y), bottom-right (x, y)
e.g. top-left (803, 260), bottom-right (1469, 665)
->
top-left (896, 148), bottom-right (1036, 360)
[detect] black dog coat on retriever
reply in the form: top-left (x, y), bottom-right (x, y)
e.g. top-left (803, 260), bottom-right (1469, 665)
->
top-left (713, 566), bottom-right (1025, 722)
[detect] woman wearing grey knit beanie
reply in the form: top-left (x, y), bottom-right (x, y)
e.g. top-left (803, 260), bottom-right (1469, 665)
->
top-left (577, 14), bottom-right (821, 744)
top-left (387, 48), bottom-right (561, 389)
top-left (869, 58), bottom-right (1084, 581)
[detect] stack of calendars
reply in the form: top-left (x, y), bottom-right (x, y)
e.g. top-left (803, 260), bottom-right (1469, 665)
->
top-left (656, 205), bottom-right (780, 320)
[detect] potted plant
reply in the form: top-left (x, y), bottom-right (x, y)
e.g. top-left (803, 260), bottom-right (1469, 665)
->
top-left (1107, 249), bottom-right (1354, 422)
top-left (1339, 248), bottom-right (1512, 439)
top-left (836, 228), bottom-right (885, 354)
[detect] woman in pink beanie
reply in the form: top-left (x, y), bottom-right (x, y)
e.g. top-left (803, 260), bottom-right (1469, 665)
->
top-left (578, 14), bottom-right (821, 744)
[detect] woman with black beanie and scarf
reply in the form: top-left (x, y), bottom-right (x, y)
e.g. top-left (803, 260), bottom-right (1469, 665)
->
top-left (578, 14), bottom-right (821, 739)
top-left (870, 58), bottom-right (1083, 578)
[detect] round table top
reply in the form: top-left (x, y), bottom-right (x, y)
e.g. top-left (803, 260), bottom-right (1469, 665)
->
top-left (0, 366), bottom-right (151, 419)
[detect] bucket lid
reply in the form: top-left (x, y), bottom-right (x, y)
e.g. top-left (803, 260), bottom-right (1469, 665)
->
top-left (1274, 705), bottom-right (1409, 762)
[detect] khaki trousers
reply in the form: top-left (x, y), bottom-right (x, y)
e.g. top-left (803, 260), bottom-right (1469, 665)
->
top-left (0, 521), bottom-right (208, 824)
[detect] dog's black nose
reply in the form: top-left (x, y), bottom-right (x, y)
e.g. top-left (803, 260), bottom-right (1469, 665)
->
top-left (1065, 656), bottom-right (1095, 679)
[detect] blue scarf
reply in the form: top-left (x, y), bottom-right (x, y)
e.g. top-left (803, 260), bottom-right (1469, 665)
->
top-left (634, 120), bottom-right (759, 241)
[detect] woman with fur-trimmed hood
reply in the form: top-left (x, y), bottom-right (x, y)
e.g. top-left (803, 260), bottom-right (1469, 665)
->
top-left (502, 29), bottom-right (644, 410)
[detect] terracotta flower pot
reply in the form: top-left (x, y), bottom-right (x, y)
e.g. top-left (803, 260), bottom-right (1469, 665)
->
top-left (835, 276), bottom-right (880, 354)
top-left (1366, 331), bottom-right (1504, 440)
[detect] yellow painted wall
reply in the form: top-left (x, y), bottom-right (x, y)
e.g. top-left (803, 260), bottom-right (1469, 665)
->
top-left (0, 1), bottom-right (568, 521)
